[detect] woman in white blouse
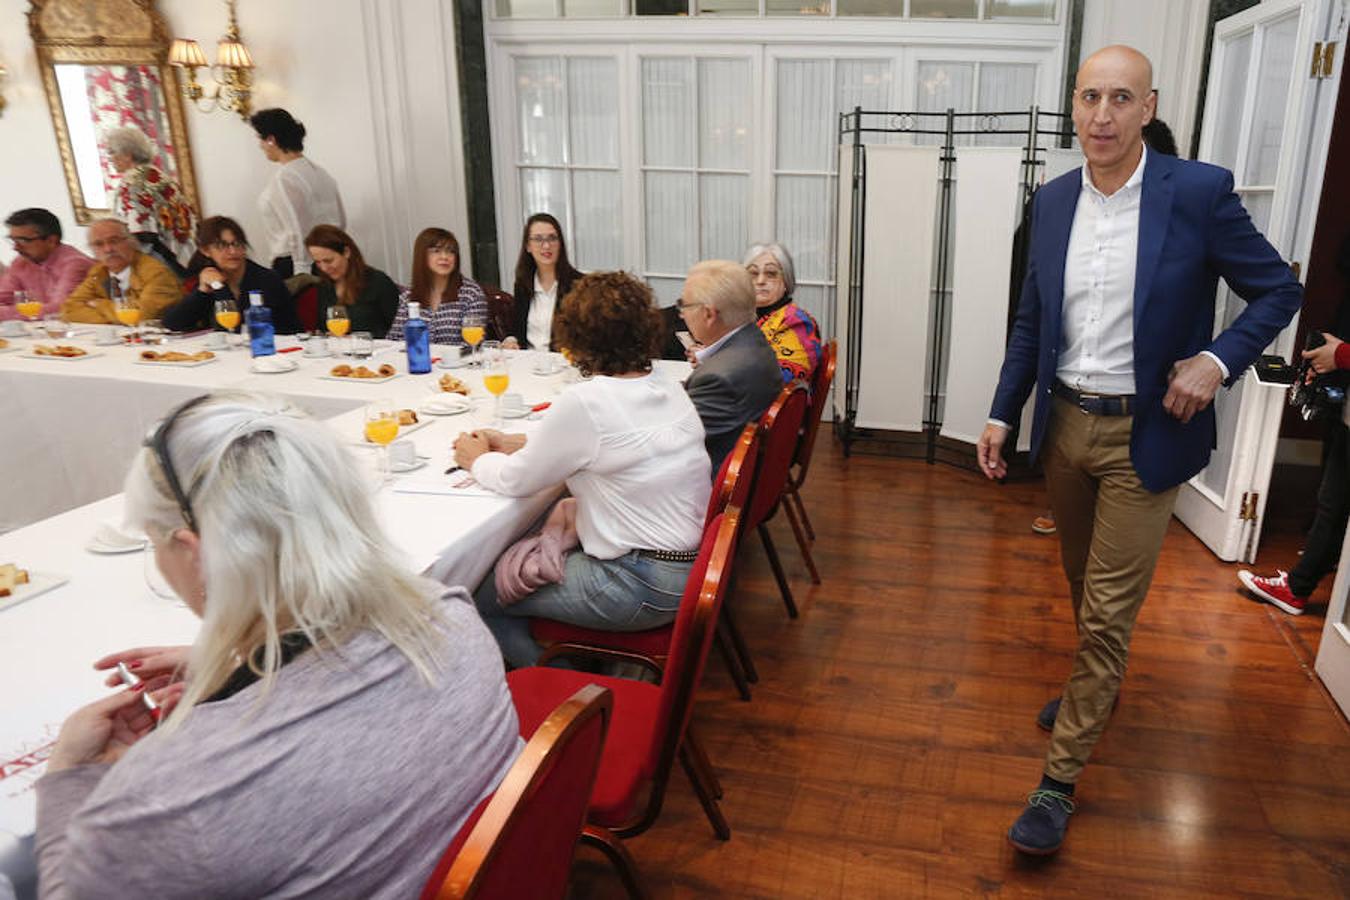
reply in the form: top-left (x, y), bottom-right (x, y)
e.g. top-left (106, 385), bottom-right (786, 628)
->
top-left (506, 213), bottom-right (583, 351)
top-left (454, 272), bottom-right (711, 667)
top-left (250, 108), bottom-right (346, 278)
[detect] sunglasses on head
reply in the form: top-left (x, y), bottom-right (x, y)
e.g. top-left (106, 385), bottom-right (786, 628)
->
top-left (144, 395), bottom-right (212, 533)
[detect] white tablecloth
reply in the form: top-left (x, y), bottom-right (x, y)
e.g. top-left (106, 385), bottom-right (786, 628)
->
top-left (0, 329), bottom-right (691, 897)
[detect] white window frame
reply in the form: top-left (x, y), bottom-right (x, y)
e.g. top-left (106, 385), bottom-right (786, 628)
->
top-left (485, 11), bottom-right (1069, 300)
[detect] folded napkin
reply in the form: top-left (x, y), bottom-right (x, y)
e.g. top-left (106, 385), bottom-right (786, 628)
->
top-left (420, 394), bottom-right (471, 415)
top-left (494, 498), bottom-right (579, 606)
top-left (251, 355), bottom-right (298, 374)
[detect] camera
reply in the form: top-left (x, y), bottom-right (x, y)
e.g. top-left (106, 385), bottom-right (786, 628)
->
top-left (1290, 331), bottom-right (1347, 421)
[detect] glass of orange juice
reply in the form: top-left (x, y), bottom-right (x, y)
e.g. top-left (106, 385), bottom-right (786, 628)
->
top-left (214, 298), bottom-right (240, 347)
top-left (14, 291), bottom-right (43, 330)
top-left (364, 399), bottom-right (400, 482)
top-left (480, 340), bottom-right (510, 427)
top-left (115, 295), bottom-right (142, 341)
top-left (461, 312), bottom-right (485, 367)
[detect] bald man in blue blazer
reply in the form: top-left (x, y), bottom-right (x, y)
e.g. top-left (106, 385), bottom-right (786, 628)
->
top-left (977, 45), bottom-right (1302, 855)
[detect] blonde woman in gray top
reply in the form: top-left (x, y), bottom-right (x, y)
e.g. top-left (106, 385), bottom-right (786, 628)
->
top-left (251, 108), bottom-right (346, 278)
top-left (35, 391), bottom-right (520, 899)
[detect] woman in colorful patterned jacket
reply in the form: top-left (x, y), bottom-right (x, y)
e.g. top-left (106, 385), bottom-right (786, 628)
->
top-left (105, 126), bottom-right (195, 277)
top-left (742, 242), bottom-right (823, 385)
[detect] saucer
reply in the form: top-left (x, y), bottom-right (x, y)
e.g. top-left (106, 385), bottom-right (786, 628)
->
top-left (390, 459), bottom-right (428, 474)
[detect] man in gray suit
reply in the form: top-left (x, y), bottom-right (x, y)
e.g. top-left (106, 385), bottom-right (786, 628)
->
top-left (681, 260), bottom-right (783, 472)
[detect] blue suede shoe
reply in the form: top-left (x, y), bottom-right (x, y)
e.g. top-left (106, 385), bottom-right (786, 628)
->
top-left (1008, 789), bottom-right (1076, 855)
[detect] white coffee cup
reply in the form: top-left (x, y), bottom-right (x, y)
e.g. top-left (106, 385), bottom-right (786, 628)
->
top-left (94, 327), bottom-right (121, 346)
top-left (530, 352), bottom-right (561, 376)
top-left (388, 440), bottom-right (417, 470)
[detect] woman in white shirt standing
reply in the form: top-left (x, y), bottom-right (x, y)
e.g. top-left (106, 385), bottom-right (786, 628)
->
top-left (507, 213), bottom-right (583, 351)
top-left (250, 108), bottom-right (346, 279)
top-left (454, 272), bottom-right (711, 667)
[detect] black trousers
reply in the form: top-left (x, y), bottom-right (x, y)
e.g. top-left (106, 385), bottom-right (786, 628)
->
top-left (1290, 420), bottom-right (1350, 597)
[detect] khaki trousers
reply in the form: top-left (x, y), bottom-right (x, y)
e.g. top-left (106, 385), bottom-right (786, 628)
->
top-left (1040, 395), bottom-right (1179, 783)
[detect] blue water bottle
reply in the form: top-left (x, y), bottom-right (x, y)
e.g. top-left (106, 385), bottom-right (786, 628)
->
top-left (404, 301), bottom-right (431, 374)
top-left (245, 291), bottom-right (275, 357)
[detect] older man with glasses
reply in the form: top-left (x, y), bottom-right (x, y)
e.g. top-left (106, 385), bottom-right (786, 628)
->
top-left (62, 218), bottom-right (181, 325)
top-left (680, 259), bottom-right (783, 472)
top-left (0, 208), bottom-right (94, 320)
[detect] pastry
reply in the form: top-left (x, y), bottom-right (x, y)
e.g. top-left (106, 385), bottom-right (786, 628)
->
top-left (397, 409), bottom-right (418, 426)
top-left (351, 366), bottom-right (377, 378)
top-left (0, 338), bottom-right (9, 349)
top-left (0, 563), bottom-right (30, 598)
top-left (33, 344), bottom-right (87, 358)
top-left (140, 349), bottom-right (159, 360)
top-left (330, 364), bottom-right (353, 377)
top-left (378, 363), bottom-right (396, 378)
top-left (438, 373), bottom-right (469, 395)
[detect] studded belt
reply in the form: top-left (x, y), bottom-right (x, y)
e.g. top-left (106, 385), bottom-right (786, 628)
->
top-left (638, 548), bottom-right (698, 562)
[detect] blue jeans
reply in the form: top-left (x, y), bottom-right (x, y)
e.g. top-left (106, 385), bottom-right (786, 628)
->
top-left (474, 550), bottom-right (691, 668)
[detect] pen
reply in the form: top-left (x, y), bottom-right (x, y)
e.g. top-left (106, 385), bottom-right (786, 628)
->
top-left (444, 465), bottom-right (463, 475)
top-left (117, 661), bottom-right (162, 724)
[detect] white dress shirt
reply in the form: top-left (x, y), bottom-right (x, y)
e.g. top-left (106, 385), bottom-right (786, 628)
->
top-left (471, 372), bottom-right (711, 558)
top-left (259, 157), bottom-right (346, 269)
top-left (527, 275), bottom-right (558, 349)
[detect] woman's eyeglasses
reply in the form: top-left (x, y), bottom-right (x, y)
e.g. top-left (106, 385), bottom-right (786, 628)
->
top-left (143, 394), bottom-right (212, 533)
top-left (211, 240), bottom-right (247, 252)
top-left (528, 235), bottom-right (560, 246)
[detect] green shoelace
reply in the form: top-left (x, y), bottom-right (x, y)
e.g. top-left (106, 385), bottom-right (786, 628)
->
top-left (1026, 789), bottom-right (1076, 814)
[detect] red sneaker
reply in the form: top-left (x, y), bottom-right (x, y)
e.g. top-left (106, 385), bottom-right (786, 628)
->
top-left (1237, 570), bottom-right (1306, 616)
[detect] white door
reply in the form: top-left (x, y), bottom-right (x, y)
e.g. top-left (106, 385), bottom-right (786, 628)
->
top-left (1173, 0), bottom-right (1331, 562)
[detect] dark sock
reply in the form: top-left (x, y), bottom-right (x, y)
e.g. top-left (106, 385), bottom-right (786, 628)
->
top-left (1038, 774), bottom-right (1075, 796)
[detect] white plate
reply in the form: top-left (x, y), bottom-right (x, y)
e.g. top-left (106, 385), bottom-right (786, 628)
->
top-left (420, 396), bottom-right (472, 416)
top-left (0, 342), bottom-right (22, 354)
top-left (0, 572), bottom-right (70, 613)
top-left (135, 355), bottom-right (220, 368)
top-left (436, 355), bottom-right (469, 369)
top-left (320, 372), bottom-right (400, 384)
top-left (86, 522), bottom-right (148, 554)
top-left (352, 417), bottom-right (431, 445)
top-left (499, 406), bottom-right (532, 419)
top-left (20, 349), bottom-right (101, 361)
top-left (251, 359), bottom-right (301, 374)
top-left (389, 459), bottom-right (429, 474)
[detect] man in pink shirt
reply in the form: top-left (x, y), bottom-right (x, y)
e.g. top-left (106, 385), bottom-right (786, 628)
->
top-left (0, 208), bottom-right (94, 321)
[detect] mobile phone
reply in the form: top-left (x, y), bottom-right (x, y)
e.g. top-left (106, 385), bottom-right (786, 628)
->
top-left (675, 331), bottom-right (695, 350)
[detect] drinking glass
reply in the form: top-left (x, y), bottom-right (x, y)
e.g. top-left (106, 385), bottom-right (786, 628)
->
top-left (114, 295), bottom-right (142, 341)
top-left (327, 305), bottom-right (351, 337)
top-left (461, 313), bottom-right (486, 367)
top-left (480, 340), bottom-right (509, 427)
top-left (214, 298), bottom-right (240, 348)
top-left (349, 331), bottom-right (374, 360)
top-left (364, 400), bottom-right (400, 482)
top-left (14, 291), bottom-right (42, 333)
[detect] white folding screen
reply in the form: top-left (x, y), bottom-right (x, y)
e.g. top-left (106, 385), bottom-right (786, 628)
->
top-left (940, 147), bottom-right (1024, 445)
top-left (846, 145), bottom-right (941, 432)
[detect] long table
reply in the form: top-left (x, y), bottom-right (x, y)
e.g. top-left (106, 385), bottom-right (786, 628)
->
top-left (0, 326), bottom-right (690, 898)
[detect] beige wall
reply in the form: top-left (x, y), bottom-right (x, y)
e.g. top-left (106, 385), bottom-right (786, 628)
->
top-left (0, 0), bottom-right (470, 282)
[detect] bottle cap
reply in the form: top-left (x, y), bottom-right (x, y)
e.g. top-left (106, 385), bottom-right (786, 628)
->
top-left (409, 302), bottom-right (421, 318)
top-left (249, 294), bottom-right (263, 307)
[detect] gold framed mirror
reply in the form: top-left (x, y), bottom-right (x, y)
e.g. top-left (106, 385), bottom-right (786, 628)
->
top-left (28, 0), bottom-right (200, 225)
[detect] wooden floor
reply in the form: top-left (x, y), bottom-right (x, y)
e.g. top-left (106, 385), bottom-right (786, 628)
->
top-left (569, 433), bottom-right (1350, 899)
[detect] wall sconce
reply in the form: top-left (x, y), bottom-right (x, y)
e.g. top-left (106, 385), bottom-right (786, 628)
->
top-left (0, 62), bottom-right (9, 119)
top-left (169, 0), bottom-right (254, 120)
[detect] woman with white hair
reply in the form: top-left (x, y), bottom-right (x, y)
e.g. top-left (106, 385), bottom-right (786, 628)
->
top-left (34, 391), bottom-right (521, 897)
top-left (104, 126), bottom-right (195, 276)
top-left (742, 241), bottom-right (823, 384)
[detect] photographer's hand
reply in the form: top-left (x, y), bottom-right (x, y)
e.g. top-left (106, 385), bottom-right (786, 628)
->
top-left (1301, 332), bottom-right (1342, 375)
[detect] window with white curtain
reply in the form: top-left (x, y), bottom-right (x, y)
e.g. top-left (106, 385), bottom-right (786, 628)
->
top-left (514, 55), bottom-right (623, 271)
top-left (640, 57), bottom-right (753, 304)
top-left (913, 59), bottom-right (1037, 145)
top-left (774, 58), bottom-right (893, 334)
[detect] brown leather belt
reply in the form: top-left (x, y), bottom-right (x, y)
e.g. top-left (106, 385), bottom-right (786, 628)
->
top-left (1052, 380), bottom-right (1135, 417)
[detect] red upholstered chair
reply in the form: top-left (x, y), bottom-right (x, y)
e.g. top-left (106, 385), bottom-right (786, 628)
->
top-left (747, 382), bottom-right (811, 618)
top-left (418, 684), bottom-right (613, 900)
top-left (529, 424), bottom-right (759, 698)
top-left (481, 287), bottom-right (516, 343)
top-left (507, 510), bottom-right (742, 897)
top-left (780, 340), bottom-right (838, 584)
top-left (293, 284), bottom-right (319, 333)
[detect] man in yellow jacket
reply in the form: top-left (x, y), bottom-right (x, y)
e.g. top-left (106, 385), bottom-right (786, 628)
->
top-left (63, 218), bottom-right (180, 324)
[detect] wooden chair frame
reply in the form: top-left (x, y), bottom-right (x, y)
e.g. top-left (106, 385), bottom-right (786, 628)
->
top-left (781, 340), bottom-right (838, 584)
top-left (428, 684), bottom-right (613, 900)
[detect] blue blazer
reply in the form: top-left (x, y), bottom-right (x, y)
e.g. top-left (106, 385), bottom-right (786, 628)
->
top-left (990, 151), bottom-right (1302, 492)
